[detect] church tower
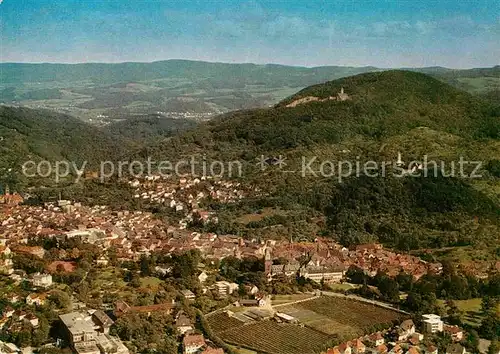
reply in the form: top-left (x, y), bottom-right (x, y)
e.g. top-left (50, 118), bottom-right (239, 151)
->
top-left (264, 248), bottom-right (273, 275)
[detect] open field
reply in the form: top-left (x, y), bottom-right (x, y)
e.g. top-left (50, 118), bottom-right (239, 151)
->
top-left (437, 298), bottom-right (500, 326)
top-left (271, 294), bottom-right (316, 305)
top-left (235, 207), bottom-right (284, 224)
top-left (279, 296), bottom-right (406, 337)
top-left (218, 320), bottom-right (330, 354)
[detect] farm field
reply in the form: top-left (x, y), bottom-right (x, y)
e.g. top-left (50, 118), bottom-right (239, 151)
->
top-left (218, 320), bottom-right (330, 354)
top-left (227, 345), bottom-right (258, 354)
top-left (206, 311), bottom-right (248, 333)
top-left (207, 296), bottom-right (407, 354)
top-left (280, 296), bottom-right (406, 337)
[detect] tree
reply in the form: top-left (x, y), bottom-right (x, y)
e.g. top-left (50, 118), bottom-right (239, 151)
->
top-left (32, 317), bottom-right (50, 346)
top-left (488, 339), bottom-right (500, 354)
top-left (445, 299), bottom-right (464, 325)
top-left (49, 290), bottom-right (72, 311)
top-left (465, 329), bottom-right (480, 354)
top-left (346, 266), bottom-right (368, 285)
top-left (377, 275), bottom-right (400, 303)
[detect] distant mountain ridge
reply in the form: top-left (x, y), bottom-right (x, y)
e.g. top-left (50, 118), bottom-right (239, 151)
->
top-left (1, 60), bottom-right (498, 85)
top-left (0, 60), bottom-right (379, 85)
top-left (1, 60), bottom-right (498, 124)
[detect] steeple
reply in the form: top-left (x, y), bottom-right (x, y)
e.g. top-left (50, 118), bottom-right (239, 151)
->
top-left (265, 247), bottom-right (271, 261)
top-left (264, 248), bottom-right (273, 275)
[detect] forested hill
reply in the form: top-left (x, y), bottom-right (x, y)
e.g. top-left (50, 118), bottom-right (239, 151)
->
top-left (0, 106), bottom-right (130, 182)
top-left (133, 70), bottom-right (500, 251)
top-left (137, 70), bottom-right (499, 160)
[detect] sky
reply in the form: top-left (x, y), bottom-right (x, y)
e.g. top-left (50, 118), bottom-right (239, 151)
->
top-left (1, 0), bottom-right (499, 68)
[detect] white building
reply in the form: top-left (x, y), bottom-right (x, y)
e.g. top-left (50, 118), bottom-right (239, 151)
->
top-left (32, 273), bottom-right (53, 288)
top-left (60, 311), bottom-right (128, 354)
top-left (198, 271), bottom-right (208, 283)
top-left (214, 281), bottom-right (239, 297)
top-left (422, 314), bottom-right (444, 334)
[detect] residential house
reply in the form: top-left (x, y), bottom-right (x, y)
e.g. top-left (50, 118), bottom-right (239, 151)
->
top-left (175, 312), bottom-right (193, 335)
top-left (396, 319), bottom-right (416, 340)
top-left (375, 344), bottom-right (389, 354)
top-left (238, 298), bottom-right (267, 307)
top-left (368, 333), bottom-right (385, 347)
top-left (350, 339), bottom-right (366, 354)
top-left (201, 348), bottom-right (224, 354)
top-left (244, 285), bottom-right (259, 295)
top-left (181, 290), bottom-right (196, 301)
top-left (0, 341), bottom-right (21, 354)
top-left (26, 293), bottom-right (47, 306)
top-left (91, 310), bottom-right (114, 334)
top-left (2, 306), bottom-right (15, 318)
top-left (6, 294), bottom-right (19, 304)
top-left (0, 246), bottom-right (14, 275)
top-left (338, 342), bottom-right (352, 354)
top-left (183, 334), bottom-right (206, 354)
top-left (426, 345), bottom-right (438, 354)
top-left (24, 313), bottom-right (39, 327)
top-left (443, 325), bottom-right (464, 342)
top-left (389, 344), bottom-right (404, 354)
top-left (95, 256), bottom-right (109, 267)
top-left (198, 271), bottom-right (208, 283)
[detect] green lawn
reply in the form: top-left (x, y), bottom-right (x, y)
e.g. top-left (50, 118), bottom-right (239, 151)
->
top-left (328, 283), bottom-right (359, 291)
top-left (271, 294), bottom-right (315, 305)
top-left (139, 276), bottom-right (163, 289)
top-left (437, 298), bottom-right (493, 326)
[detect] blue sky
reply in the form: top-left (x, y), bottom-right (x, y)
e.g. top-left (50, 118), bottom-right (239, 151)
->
top-left (1, 0), bottom-right (499, 68)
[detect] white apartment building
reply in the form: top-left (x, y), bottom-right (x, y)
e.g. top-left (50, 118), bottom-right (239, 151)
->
top-left (214, 281), bottom-right (239, 297)
top-left (422, 314), bottom-right (444, 333)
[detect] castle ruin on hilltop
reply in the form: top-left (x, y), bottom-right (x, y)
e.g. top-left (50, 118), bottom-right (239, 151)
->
top-left (285, 87), bottom-right (350, 108)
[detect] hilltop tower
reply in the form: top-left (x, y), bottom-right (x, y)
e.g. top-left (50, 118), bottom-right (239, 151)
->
top-left (396, 152), bottom-right (405, 167)
top-left (337, 87), bottom-right (350, 101)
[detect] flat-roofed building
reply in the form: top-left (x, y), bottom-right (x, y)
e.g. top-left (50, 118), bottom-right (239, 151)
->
top-left (60, 312), bottom-right (97, 346)
top-left (422, 314), bottom-right (443, 334)
top-left (60, 311), bottom-right (128, 354)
